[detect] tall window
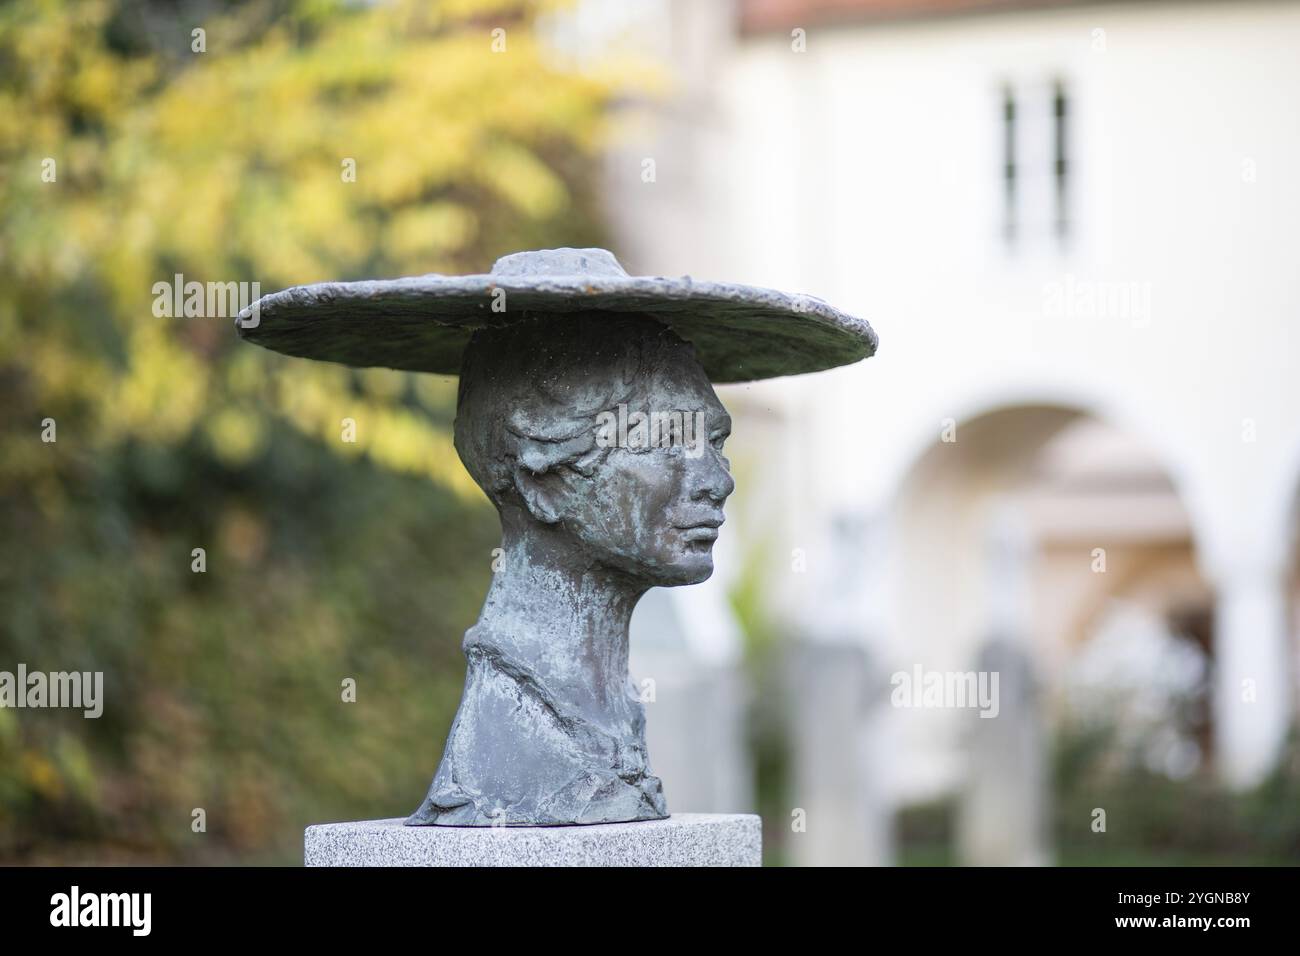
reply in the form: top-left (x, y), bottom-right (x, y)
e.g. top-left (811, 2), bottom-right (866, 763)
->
top-left (1053, 81), bottom-right (1069, 239)
top-left (1002, 85), bottom-right (1017, 243)
top-left (1001, 78), bottom-right (1070, 247)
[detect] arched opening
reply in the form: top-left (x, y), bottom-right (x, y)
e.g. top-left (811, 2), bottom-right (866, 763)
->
top-left (885, 402), bottom-right (1213, 863)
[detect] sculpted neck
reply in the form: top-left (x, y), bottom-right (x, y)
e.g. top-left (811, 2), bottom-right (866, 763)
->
top-left (471, 519), bottom-right (647, 717)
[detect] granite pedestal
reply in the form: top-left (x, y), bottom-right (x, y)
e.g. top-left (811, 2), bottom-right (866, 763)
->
top-left (305, 813), bottom-right (761, 867)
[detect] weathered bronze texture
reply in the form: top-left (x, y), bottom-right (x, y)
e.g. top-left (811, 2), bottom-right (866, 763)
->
top-left (237, 248), bottom-right (876, 826)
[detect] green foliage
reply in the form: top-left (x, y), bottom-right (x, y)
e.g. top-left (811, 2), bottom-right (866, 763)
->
top-left (1052, 723), bottom-right (1300, 865)
top-left (895, 726), bottom-right (1300, 866)
top-left (0, 0), bottom-right (617, 861)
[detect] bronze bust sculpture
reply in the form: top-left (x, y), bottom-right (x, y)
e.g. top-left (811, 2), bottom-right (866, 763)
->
top-left (238, 248), bottom-right (876, 826)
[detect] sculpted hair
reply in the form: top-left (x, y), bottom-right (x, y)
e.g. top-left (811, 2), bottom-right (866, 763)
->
top-left (453, 313), bottom-right (696, 509)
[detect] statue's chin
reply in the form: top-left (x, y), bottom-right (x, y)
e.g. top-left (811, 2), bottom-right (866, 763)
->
top-left (651, 556), bottom-right (715, 588)
top-left (590, 540), bottom-right (719, 587)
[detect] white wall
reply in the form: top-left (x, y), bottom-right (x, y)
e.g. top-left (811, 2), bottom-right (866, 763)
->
top-left (604, 0), bottom-right (1300, 789)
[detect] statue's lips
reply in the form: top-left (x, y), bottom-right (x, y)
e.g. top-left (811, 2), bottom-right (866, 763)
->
top-left (674, 518), bottom-right (724, 543)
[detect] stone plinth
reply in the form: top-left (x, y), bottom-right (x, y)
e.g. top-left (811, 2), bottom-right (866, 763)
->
top-left (305, 813), bottom-right (761, 867)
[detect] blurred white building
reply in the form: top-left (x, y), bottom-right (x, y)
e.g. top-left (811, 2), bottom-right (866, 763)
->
top-left (595, 0), bottom-right (1300, 826)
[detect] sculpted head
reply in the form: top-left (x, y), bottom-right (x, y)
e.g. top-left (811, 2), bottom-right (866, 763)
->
top-left (454, 314), bottom-right (734, 588)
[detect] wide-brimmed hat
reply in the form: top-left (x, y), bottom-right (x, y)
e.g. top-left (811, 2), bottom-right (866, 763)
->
top-left (235, 247), bottom-right (876, 383)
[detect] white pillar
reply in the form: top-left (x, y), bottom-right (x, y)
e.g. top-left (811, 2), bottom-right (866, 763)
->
top-left (786, 513), bottom-right (894, 867)
top-left (1213, 567), bottom-right (1291, 788)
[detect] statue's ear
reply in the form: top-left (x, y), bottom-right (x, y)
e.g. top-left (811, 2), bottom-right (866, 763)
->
top-left (512, 466), bottom-right (572, 525)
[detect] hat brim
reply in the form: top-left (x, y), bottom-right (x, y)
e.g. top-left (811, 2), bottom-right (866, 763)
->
top-left (235, 273), bottom-right (877, 384)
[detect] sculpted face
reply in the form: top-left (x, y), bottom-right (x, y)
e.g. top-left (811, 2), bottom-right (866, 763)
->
top-left (566, 357), bottom-right (734, 587)
top-left (454, 313), bottom-right (735, 590)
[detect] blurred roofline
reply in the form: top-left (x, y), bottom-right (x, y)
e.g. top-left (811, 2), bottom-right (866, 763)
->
top-left (739, 0), bottom-right (1232, 35)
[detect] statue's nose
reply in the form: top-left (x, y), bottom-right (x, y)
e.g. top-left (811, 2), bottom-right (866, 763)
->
top-left (691, 450), bottom-right (735, 504)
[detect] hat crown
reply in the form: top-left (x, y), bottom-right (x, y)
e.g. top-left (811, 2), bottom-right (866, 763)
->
top-left (490, 247), bottom-right (629, 280)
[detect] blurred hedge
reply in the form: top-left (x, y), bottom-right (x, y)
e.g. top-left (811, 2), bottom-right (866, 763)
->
top-left (0, 0), bottom-right (620, 862)
top-left (896, 727), bottom-right (1300, 866)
